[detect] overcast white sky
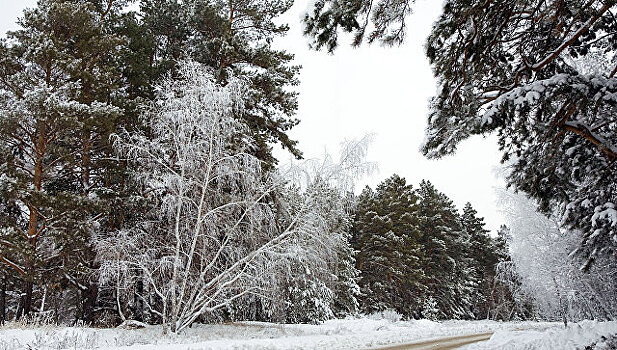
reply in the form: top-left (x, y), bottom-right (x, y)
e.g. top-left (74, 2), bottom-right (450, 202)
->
top-left (1, 0), bottom-right (506, 232)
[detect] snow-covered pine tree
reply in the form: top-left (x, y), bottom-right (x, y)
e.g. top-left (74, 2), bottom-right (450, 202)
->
top-left (422, 0), bottom-right (617, 270)
top-left (137, 0), bottom-right (301, 165)
top-left (354, 187), bottom-right (395, 314)
top-left (303, 0), bottom-right (415, 51)
top-left (0, 0), bottom-right (123, 321)
top-left (354, 175), bottom-right (425, 318)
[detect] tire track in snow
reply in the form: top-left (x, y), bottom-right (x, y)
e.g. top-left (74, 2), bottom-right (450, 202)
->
top-left (369, 332), bottom-right (494, 350)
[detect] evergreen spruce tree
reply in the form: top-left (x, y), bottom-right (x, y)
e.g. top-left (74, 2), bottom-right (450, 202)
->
top-left (284, 178), bottom-right (359, 322)
top-left (329, 190), bottom-right (360, 318)
top-left (416, 180), bottom-right (473, 319)
top-left (332, 238), bottom-right (360, 318)
top-left (354, 175), bottom-right (425, 317)
top-left (493, 225), bottom-right (510, 263)
top-left (284, 264), bottom-right (335, 324)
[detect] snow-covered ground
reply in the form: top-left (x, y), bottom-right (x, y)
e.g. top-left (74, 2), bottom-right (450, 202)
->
top-left (462, 320), bottom-right (617, 350)
top-left (0, 318), bottom-right (613, 350)
top-left (0, 317), bottom-right (555, 350)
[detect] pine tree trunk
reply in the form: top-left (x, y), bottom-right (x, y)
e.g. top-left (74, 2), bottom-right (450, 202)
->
top-left (27, 120), bottom-right (45, 243)
top-left (17, 280), bottom-right (33, 319)
top-left (81, 283), bottom-right (98, 325)
top-left (81, 132), bottom-right (92, 193)
top-left (133, 277), bottom-right (144, 322)
top-left (19, 120), bottom-right (47, 321)
top-left (0, 284), bottom-right (6, 325)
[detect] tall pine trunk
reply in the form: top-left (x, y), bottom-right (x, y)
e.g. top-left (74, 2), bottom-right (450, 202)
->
top-left (17, 120), bottom-right (47, 320)
top-left (133, 277), bottom-right (144, 322)
top-left (0, 284), bottom-right (5, 325)
top-left (81, 284), bottom-right (98, 324)
top-left (16, 280), bottom-right (33, 319)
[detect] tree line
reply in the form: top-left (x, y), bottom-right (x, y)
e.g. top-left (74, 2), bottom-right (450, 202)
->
top-left (352, 175), bottom-right (518, 321)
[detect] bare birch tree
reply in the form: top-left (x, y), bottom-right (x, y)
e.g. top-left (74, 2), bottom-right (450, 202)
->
top-left (96, 60), bottom-right (377, 332)
top-left (97, 61), bottom-right (300, 333)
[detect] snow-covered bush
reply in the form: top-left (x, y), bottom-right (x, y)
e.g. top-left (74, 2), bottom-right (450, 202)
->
top-left (367, 309), bottom-right (403, 322)
top-left (422, 297), bottom-right (440, 321)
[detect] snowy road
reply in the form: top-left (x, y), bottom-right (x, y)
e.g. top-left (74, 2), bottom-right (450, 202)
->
top-left (371, 332), bottom-right (493, 350)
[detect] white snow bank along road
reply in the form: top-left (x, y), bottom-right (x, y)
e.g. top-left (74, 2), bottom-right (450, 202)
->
top-left (0, 318), bottom-right (559, 350)
top-left (461, 320), bottom-right (617, 350)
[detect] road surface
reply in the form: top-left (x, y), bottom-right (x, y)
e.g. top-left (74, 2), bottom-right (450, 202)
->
top-left (371, 332), bottom-right (494, 350)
